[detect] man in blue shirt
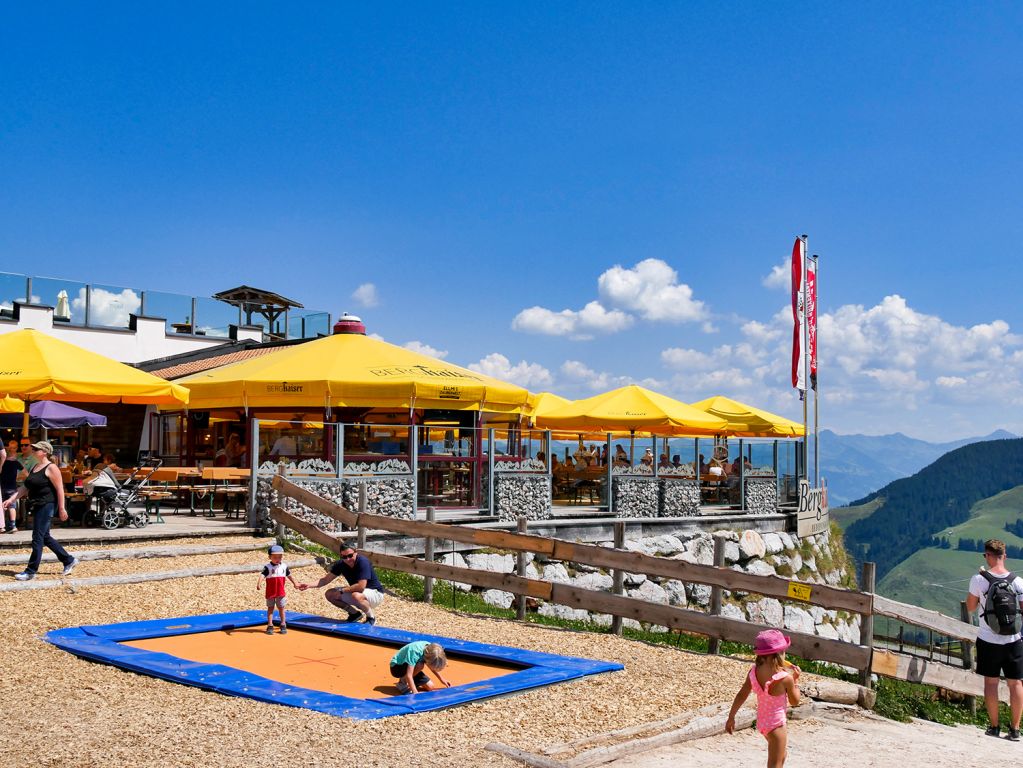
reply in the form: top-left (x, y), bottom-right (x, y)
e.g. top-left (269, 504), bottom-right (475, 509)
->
top-left (299, 542), bottom-right (385, 625)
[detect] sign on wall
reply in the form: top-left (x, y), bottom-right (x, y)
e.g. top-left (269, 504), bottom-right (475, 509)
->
top-left (796, 479), bottom-right (829, 538)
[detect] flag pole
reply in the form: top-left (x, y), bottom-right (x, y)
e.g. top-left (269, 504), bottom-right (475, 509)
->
top-left (812, 253), bottom-right (820, 487)
top-left (800, 234), bottom-right (809, 481)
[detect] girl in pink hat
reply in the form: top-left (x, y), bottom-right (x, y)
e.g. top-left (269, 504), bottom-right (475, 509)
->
top-left (725, 629), bottom-right (801, 767)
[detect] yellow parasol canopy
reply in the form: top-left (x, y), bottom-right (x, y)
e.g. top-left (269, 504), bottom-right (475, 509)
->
top-left (536, 384), bottom-right (727, 435)
top-left (0, 396), bottom-right (25, 413)
top-left (173, 332), bottom-right (533, 414)
top-left (689, 395), bottom-right (804, 437)
top-left (0, 330), bottom-right (189, 406)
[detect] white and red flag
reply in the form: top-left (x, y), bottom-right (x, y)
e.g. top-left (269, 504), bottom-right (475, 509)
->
top-left (790, 237), bottom-right (806, 391)
top-left (806, 254), bottom-right (818, 390)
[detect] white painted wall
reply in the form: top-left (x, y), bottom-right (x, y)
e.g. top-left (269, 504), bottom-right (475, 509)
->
top-left (0, 304), bottom-right (262, 363)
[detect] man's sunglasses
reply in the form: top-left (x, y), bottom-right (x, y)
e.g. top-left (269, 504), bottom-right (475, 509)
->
top-left (341, 552), bottom-right (357, 560)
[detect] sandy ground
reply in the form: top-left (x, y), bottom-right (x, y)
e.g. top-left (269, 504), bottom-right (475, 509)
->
top-left (2, 535), bottom-right (750, 768)
top-left (609, 712), bottom-right (1007, 767)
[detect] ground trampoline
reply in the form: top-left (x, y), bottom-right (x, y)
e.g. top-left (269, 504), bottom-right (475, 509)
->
top-left (46, 611), bottom-right (623, 719)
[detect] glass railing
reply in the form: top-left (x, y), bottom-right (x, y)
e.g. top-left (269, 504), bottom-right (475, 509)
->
top-left (88, 283), bottom-right (143, 328)
top-left (0, 272), bottom-right (29, 316)
top-left (194, 296), bottom-right (239, 338)
top-left (142, 290), bottom-right (194, 335)
top-left (32, 277), bottom-right (89, 325)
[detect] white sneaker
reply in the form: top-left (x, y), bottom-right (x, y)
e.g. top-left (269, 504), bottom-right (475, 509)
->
top-left (14, 572), bottom-right (34, 581)
top-left (62, 558), bottom-right (79, 576)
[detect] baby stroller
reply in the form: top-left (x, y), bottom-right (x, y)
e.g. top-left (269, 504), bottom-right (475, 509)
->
top-left (89, 457), bottom-right (164, 530)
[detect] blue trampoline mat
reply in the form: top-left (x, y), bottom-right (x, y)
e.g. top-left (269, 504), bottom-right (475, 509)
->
top-left (45, 611), bottom-right (623, 719)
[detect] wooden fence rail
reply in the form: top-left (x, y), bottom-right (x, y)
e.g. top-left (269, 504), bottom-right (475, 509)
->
top-left (270, 475), bottom-right (995, 700)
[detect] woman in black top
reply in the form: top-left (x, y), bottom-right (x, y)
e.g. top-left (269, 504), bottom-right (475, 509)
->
top-left (3, 440), bottom-right (77, 581)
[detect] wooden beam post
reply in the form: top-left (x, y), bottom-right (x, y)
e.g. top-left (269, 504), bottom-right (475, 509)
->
top-left (357, 483), bottom-right (367, 550)
top-left (859, 561), bottom-right (876, 688)
top-left (424, 506), bottom-right (436, 604)
top-left (961, 599), bottom-right (976, 716)
top-left (610, 521), bottom-right (626, 635)
top-left (516, 516), bottom-right (528, 620)
top-left (707, 534), bottom-right (726, 655)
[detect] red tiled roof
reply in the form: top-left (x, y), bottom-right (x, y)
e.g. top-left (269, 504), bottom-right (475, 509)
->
top-left (150, 347), bottom-right (281, 380)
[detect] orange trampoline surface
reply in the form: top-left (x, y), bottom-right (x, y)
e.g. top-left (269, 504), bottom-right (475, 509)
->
top-left (126, 626), bottom-right (520, 698)
top-left (46, 611), bottom-right (623, 718)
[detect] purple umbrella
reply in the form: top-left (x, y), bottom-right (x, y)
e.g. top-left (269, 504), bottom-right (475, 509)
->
top-left (0, 401), bottom-right (107, 429)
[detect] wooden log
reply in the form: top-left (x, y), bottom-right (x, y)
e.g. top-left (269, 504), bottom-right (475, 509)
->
top-left (272, 476), bottom-right (358, 526)
top-left (0, 540), bottom-right (273, 566)
top-left (0, 559), bottom-right (316, 592)
top-left (549, 583), bottom-right (871, 669)
top-left (423, 506), bottom-right (436, 604)
top-left (872, 649), bottom-right (1008, 703)
top-left (550, 539), bottom-right (871, 615)
top-left (516, 516), bottom-right (527, 620)
top-left (270, 506), bottom-right (343, 555)
top-left (799, 678), bottom-right (876, 709)
top-left (485, 743), bottom-right (568, 768)
top-left (565, 707), bottom-right (757, 768)
top-left (873, 594), bottom-right (977, 642)
top-left (358, 510), bottom-right (558, 556)
top-left (859, 562), bottom-right (876, 688)
top-left (707, 535), bottom-right (726, 655)
top-left (365, 551), bottom-right (554, 600)
top-left (610, 521), bottom-right (625, 636)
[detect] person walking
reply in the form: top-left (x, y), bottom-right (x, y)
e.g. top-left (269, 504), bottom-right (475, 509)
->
top-left (1, 439), bottom-right (21, 533)
top-left (3, 441), bottom-right (78, 581)
top-left (966, 538), bottom-right (1023, 740)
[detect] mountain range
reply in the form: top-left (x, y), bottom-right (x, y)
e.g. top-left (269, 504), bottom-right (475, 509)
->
top-left (820, 428), bottom-right (1017, 507)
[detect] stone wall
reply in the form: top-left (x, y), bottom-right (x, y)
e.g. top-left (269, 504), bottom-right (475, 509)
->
top-left (744, 478), bottom-right (778, 515)
top-left (446, 526), bottom-right (861, 646)
top-left (493, 474), bottom-right (552, 521)
top-left (612, 477), bottom-right (659, 517)
top-left (659, 480), bottom-right (700, 517)
top-left (255, 474), bottom-right (415, 532)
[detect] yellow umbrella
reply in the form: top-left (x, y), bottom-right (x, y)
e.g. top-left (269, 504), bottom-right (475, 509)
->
top-left (174, 332), bottom-right (533, 414)
top-left (0, 396), bottom-right (25, 413)
top-left (690, 395), bottom-right (804, 437)
top-left (0, 329), bottom-right (189, 435)
top-left (536, 384), bottom-right (727, 436)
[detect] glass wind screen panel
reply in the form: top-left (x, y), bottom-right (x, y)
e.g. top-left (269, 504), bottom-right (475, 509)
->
top-left (549, 434), bottom-right (607, 471)
top-left (258, 422), bottom-right (329, 464)
top-left (777, 440), bottom-right (800, 504)
top-left (343, 423), bottom-right (410, 457)
top-left (288, 310), bottom-right (330, 340)
top-left (32, 277), bottom-right (88, 324)
top-left (746, 442), bottom-right (777, 474)
top-left (143, 291), bottom-right (193, 334)
top-left (194, 297), bottom-right (237, 338)
top-left (420, 425), bottom-right (476, 457)
top-left (88, 284), bottom-right (142, 328)
top-left (0, 272), bottom-right (28, 316)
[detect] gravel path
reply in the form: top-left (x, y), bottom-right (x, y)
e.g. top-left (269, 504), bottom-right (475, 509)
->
top-left (3, 536), bottom-right (750, 768)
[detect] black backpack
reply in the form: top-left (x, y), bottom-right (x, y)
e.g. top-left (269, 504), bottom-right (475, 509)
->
top-left (981, 571), bottom-right (1023, 636)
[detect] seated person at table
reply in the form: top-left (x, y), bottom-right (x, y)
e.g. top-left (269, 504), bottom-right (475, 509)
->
top-left (640, 449), bottom-right (654, 468)
top-left (390, 641), bottom-right (451, 695)
top-left (562, 455), bottom-right (576, 472)
top-left (708, 457), bottom-right (727, 477)
top-left (225, 433), bottom-right (247, 467)
top-left (298, 542), bottom-right (384, 625)
top-left (269, 433), bottom-right (297, 459)
top-left (85, 445), bottom-right (103, 470)
top-left (672, 454), bottom-right (682, 468)
top-left (573, 443), bottom-right (590, 467)
top-left (657, 454), bottom-right (673, 470)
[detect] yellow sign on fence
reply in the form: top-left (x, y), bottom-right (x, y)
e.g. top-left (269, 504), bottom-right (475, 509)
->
top-left (787, 582), bottom-right (813, 602)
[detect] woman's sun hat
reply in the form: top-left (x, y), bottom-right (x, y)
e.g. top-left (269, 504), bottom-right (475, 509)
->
top-left (753, 629), bottom-right (791, 655)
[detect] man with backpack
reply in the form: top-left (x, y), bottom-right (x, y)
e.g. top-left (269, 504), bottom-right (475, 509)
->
top-left (967, 538), bottom-right (1023, 741)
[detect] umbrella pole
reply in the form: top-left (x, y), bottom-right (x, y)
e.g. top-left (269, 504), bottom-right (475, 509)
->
top-left (629, 431), bottom-right (635, 465)
top-left (21, 407), bottom-right (29, 441)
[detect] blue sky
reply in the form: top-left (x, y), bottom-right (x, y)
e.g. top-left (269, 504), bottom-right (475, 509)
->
top-left (3, 3), bottom-right (1023, 440)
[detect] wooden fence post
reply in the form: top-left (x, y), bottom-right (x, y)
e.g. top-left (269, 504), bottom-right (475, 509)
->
top-left (274, 462), bottom-right (286, 542)
top-left (859, 561), bottom-right (876, 688)
top-left (960, 599), bottom-right (976, 716)
top-left (357, 483), bottom-right (367, 550)
top-left (516, 516), bottom-right (528, 620)
top-left (610, 521), bottom-right (626, 636)
top-left (423, 506), bottom-right (436, 604)
top-left (707, 535), bottom-right (726, 655)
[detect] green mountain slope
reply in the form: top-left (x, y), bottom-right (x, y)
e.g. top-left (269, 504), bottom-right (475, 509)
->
top-left (935, 486), bottom-right (1023, 549)
top-left (832, 497), bottom-right (883, 530)
top-left (878, 547), bottom-right (1023, 616)
top-left (843, 438), bottom-right (1023, 580)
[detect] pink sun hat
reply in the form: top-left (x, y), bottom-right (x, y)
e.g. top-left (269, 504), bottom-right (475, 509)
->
top-left (753, 629), bottom-right (791, 655)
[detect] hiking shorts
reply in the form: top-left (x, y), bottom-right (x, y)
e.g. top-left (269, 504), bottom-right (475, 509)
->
top-left (976, 638), bottom-right (1023, 679)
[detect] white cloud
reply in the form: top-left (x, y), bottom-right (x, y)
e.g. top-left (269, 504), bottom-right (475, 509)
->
top-left (762, 261), bottom-right (790, 290)
top-left (741, 320), bottom-right (782, 344)
top-left (351, 283), bottom-right (379, 308)
top-left (598, 259), bottom-right (706, 323)
top-left (403, 340), bottom-right (448, 359)
top-left (469, 353), bottom-right (553, 389)
top-left (936, 376), bottom-right (967, 388)
top-left (71, 286), bottom-right (141, 326)
top-left (560, 360), bottom-right (663, 393)
top-left (512, 301), bottom-right (633, 340)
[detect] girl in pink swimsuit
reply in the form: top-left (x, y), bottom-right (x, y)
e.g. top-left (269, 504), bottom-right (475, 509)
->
top-left (725, 629), bottom-right (801, 768)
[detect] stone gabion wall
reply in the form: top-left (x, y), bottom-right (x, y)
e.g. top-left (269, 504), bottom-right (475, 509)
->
top-left (257, 474), bottom-right (415, 533)
top-left (744, 478), bottom-right (778, 515)
top-left (448, 526), bottom-right (861, 646)
top-left (659, 480), bottom-right (700, 517)
top-left (612, 477), bottom-right (659, 517)
top-left (494, 474), bottom-right (553, 522)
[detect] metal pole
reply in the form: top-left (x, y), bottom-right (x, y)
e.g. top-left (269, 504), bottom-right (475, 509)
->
top-left (516, 516), bottom-right (528, 620)
top-left (336, 423), bottom-right (344, 479)
top-left (610, 521), bottom-right (625, 635)
top-left (410, 424), bottom-right (418, 517)
top-left (606, 433), bottom-right (613, 514)
top-left (487, 427), bottom-right (495, 517)
top-left (247, 418), bottom-right (260, 527)
top-left (423, 506), bottom-right (436, 603)
top-left (859, 561), bottom-right (876, 688)
top-left (707, 535), bottom-right (726, 655)
top-left (812, 253), bottom-right (820, 486)
top-left (357, 483), bottom-right (367, 548)
top-left (960, 600), bottom-right (977, 716)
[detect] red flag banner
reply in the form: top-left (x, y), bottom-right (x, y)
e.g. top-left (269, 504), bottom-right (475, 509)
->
top-left (806, 255), bottom-right (818, 390)
top-left (790, 237), bottom-right (806, 391)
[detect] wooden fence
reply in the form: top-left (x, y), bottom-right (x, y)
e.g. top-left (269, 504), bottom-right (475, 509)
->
top-left (271, 475), bottom-right (1001, 702)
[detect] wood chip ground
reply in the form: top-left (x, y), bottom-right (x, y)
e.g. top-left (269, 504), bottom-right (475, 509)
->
top-left (2, 535), bottom-right (782, 767)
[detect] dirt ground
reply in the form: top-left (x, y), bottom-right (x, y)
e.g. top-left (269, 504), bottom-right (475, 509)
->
top-left (609, 712), bottom-right (1008, 767)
